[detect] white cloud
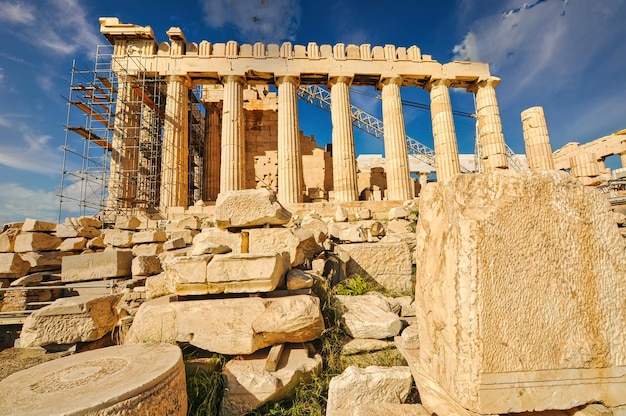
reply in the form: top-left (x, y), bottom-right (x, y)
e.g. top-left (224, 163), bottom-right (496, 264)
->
top-left (0, 118), bottom-right (62, 174)
top-left (201, 0), bottom-right (301, 43)
top-left (0, 1), bottom-right (36, 24)
top-left (0, 182), bottom-right (62, 225)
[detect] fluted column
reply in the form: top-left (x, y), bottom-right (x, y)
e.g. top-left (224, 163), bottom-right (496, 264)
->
top-left (470, 77), bottom-right (508, 172)
top-left (159, 75), bottom-right (188, 210)
top-left (276, 76), bottom-right (304, 204)
top-left (521, 106), bottom-right (555, 170)
top-left (427, 79), bottom-right (461, 182)
top-left (329, 76), bottom-right (358, 202)
top-left (203, 102), bottom-right (221, 200)
top-left (220, 75), bottom-right (245, 193)
top-left (380, 77), bottom-right (412, 201)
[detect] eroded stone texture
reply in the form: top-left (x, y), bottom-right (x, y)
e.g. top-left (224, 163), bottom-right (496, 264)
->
top-left (0, 253), bottom-right (30, 278)
top-left (338, 242), bottom-right (412, 294)
top-left (22, 218), bottom-right (57, 233)
top-left (326, 366), bottom-right (413, 416)
top-left (102, 229), bottom-right (134, 248)
top-left (221, 345), bottom-right (323, 415)
top-left (62, 251), bottom-right (133, 282)
top-left (0, 228), bottom-right (20, 252)
top-left (248, 227), bottom-right (318, 267)
top-left (20, 294), bottom-right (120, 347)
top-left (215, 188), bottom-right (291, 229)
top-left (21, 250), bottom-right (71, 272)
top-left (126, 295), bottom-right (324, 354)
top-left (414, 170), bottom-right (626, 414)
top-left (0, 343), bottom-right (186, 416)
top-left (131, 255), bottom-right (162, 277)
top-left (336, 294), bottom-right (403, 339)
top-left (205, 253), bottom-right (286, 294)
top-left (162, 254), bottom-right (212, 295)
top-left (332, 404), bottom-right (431, 416)
top-left (14, 233), bottom-right (62, 253)
top-left (193, 228), bottom-right (243, 254)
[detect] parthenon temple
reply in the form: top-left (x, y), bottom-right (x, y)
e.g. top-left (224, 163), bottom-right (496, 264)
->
top-left (93, 17), bottom-right (514, 214)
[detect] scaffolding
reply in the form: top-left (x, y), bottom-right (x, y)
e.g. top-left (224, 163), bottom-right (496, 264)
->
top-left (58, 46), bottom-right (205, 222)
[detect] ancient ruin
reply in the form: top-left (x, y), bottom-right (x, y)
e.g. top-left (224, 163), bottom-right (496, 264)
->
top-left (1, 15), bottom-right (626, 416)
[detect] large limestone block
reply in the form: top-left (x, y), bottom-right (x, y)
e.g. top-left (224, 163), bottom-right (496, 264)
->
top-left (58, 236), bottom-right (87, 252)
top-left (162, 254), bottom-right (212, 295)
top-left (132, 230), bottom-right (167, 244)
top-left (414, 170), bottom-right (626, 414)
top-left (328, 223), bottom-right (367, 243)
top-left (20, 250), bottom-right (71, 272)
top-left (336, 294), bottom-right (403, 339)
top-left (103, 229), bottom-right (134, 248)
top-left (22, 218), bottom-right (57, 232)
top-left (62, 251), bottom-right (133, 282)
top-left (55, 224), bottom-right (100, 239)
top-left (332, 404), bottom-right (430, 416)
top-left (20, 294), bottom-right (120, 347)
top-left (215, 188), bottom-right (291, 229)
top-left (326, 366), bottom-right (413, 416)
top-left (0, 252), bottom-right (31, 277)
top-left (300, 215), bottom-right (328, 243)
top-left (248, 228), bottom-right (318, 267)
top-left (14, 232), bottom-right (62, 252)
top-left (205, 253), bottom-right (286, 294)
top-left (0, 343), bottom-right (186, 416)
top-left (221, 345), bottom-right (323, 415)
top-left (193, 228), bottom-right (243, 254)
top-left (126, 295), bottom-right (324, 354)
top-left (338, 242), bottom-right (413, 294)
top-left (0, 227), bottom-right (19, 252)
top-left (145, 273), bottom-right (175, 300)
top-left (132, 255), bottom-right (162, 277)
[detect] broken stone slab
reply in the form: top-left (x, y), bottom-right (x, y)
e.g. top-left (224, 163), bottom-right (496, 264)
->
top-left (336, 294), bottom-right (403, 339)
top-left (215, 188), bottom-right (291, 229)
top-left (189, 241), bottom-right (231, 256)
top-left (341, 338), bottom-right (395, 355)
top-left (339, 242), bottom-right (413, 295)
top-left (386, 219), bottom-right (412, 234)
top-left (332, 404), bottom-right (431, 416)
top-left (221, 344), bottom-right (323, 415)
top-left (167, 229), bottom-right (198, 245)
top-left (62, 251), bottom-right (133, 282)
top-left (335, 205), bottom-right (349, 222)
top-left (193, 227), bottom-right (243, 254)
top-left (0, 343), bottom-right (186, 415)
top-left (166, 216), bottom-right (201, 231)
top-left (55, 224), bottom-right (100, 239)
top-left (326, 366), bottom-right (413, 416)
top-left (286, 269), bottom-right (315, 291)
top-left (300, 215), bottom-right (328, 244)
top-left (204, 253), bottom-right (287, 294)
top-left (132, 230), bottom-right (167, 244)
top-left (328, 223), bottom-right (367, 243)
top-left (0, 227), bottom-right (19, 252)
top-left (388, 206), bottom-right (409, 220)
top-left (248, 227), bottom-right (318, 267)
top-left (132, 255), bottom-right (162, 277)
top-left (163, 237), bottom-right (186, 251)
top-left (145, 273), bottom-right (175, 300)
top-left (87, 235), bottom-right (106, 249)
top-left (20, 294), bottom-right (121, 347)
top-left (379, 233), bottom-right (416, 262)
top-left (10, 272), bottom-right (49, 287)
top-left (21, 218), bottom-right (57, 233)
top-left (20, 250), bottom-right (71, 272)
top-left (77, 216), bottom-right (102, 228)
top-left (0, 252), bottom-right (31, 278)
top-left (114, 215), bottom-right (141, 230)
top-left (126, 295), bottom-right (324, 355)
top-left (414, 170), bottom-right (626, 414)
top-left (385, 295), bottom-right (414, 317)
top-left (132, 242), bottom-right (164, 256)
top-left (162, 254), bottom-right (212, 295)
top-left (58, 237), bottom-right (87, 252)
top-left (102, 229), bottom-right (134, 248)
top-left (14, 232), bottom-right (62, 253)
top-left (397, 325), bottom-right (419, 350)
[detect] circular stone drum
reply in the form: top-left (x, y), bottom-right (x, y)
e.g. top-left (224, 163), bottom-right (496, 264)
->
top-left (0, 343), bottom-right (187, 416)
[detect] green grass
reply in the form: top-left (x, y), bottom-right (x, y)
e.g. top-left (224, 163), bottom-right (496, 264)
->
top-left (333, 276), bottom-right (371, 296)
top-left (184, 349), bottom-right (227, 416)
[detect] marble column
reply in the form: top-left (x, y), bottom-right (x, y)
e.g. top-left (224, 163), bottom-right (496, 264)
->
top-left (521, 106), bottom-right (555, 170)
top-left (427, 79), bottom-right (461, 183)
top-left (276, 76), bottom-right (304, 204)
top-left (203, 102), bottom-right (221, 201)
top-left (329, 76), bottom-right (358, 202)
top-left (470, 77), bottom-right (508, 172)
top-left (159, 75), bottom-right (189, 210)
top-left (380, 77), bottom-right (413, 201)
top-left (220, 76), bottom-right (245, 193)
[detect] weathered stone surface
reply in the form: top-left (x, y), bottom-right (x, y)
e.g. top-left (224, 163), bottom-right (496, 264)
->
top-left (62, 251), bottom-right (133, 282)
top-left (132, 230), bottom-right (167, 244)
top-left (342, 338), bottom-right (395, 355)
top-left (339, 242), bottom-right (412, 294)
top-left (300, 215), bottom-right (328, 244)
top-left (167, 229), bottom-right (198, 244)
top-left (328, 223), bottom-right (367, 243)
top-left (248, 228), bottom-right (318, 267)
top-left (193, 228), bottom-right (243, 254)
top-left (333, 404), bottom-right (430, 416)
top-left (388, 206), bottom-right (408, 220)
top-left (221, 345), bottom-right (323, 415)
top-left (189, 241), bottom-right (231, 256)
top-left (163, 237), bottom-right (186, 251)
top-left (14, 232), bottom-right (62, 252)
top-left (397, 325), bottom-right (419, 350)
top-left (87, 235), bottom-right (106, 249)
top-left (55, 224), bottom-right (100, 239)
top-left (20, 294), bottom-right (120, 347)
top-left (0, 253), bottom-right (30, 278)
top-left (167, 216), bottom-right (201, 231)
top-left (126, 295), bottom-right (324, 355)
top-left (115, 215), bottom-right (141, 230)
top-left (145, 273), bottom-right (175, 300)
top-left (326, 366), bottom-right (412, 416)
top-left (414, 170), bottom-right (626, 414)
top-left (205, 253), bottom-right (286, 294)
top-left (0, 228), bottom-right (19, 252)
top-left (215, 188), bottom-right (291, 229)
top-left (0, 343), bottom-right (187, 416)
top-left (132, 255), bottom-right (162, 277)
top-left (286, 269), bottom-right (315, 290)
top-left (379, 233), bottom-right (416, 262)
top-left (22, 218), bottom-right (57, 233)
top-left (335, 205), bottom-right (348, 222)
top-left (336, 294), bottom-right (402, 339)
top-left (132, 242), bottom-right (164, 256)
top-left (19, 250), bottom-right (70, 272)
top-left (103, 229), bottom-right (134, 248)
top-left (385, 295), bottom-right (414, 317)
top-left (58, 237), bottom-right (87, 252)
top-left (386, 219), bottom-right (411, 234)
top-left (77, 216), bottom-right (102, 228)
top-left (163, 254), bottom-right (212, 295)
top-left (10, 272), bottom-right (47, 287)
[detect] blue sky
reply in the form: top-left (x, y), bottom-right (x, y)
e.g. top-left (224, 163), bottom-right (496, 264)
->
top-left (0, 0), bottom-right (624, 224)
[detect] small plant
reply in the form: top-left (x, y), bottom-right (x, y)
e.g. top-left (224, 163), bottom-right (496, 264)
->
top-left (185, 353), bottom-right (226, 416)
top-left (334, 276), bottom-right (370, 296)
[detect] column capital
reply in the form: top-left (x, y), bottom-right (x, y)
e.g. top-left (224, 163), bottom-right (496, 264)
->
top-left (424, 78), bottom-right (452, 92)
top-left (467, 76), bottom-right (501, 93)
top-left (328, 75), bottom-right (354, 87)
top-left (376, 76), bottom-right (403, 90)
top-left (219, 75), bottom-right (246, 85)
top-left (275, 75), bottom-right (300, 87)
